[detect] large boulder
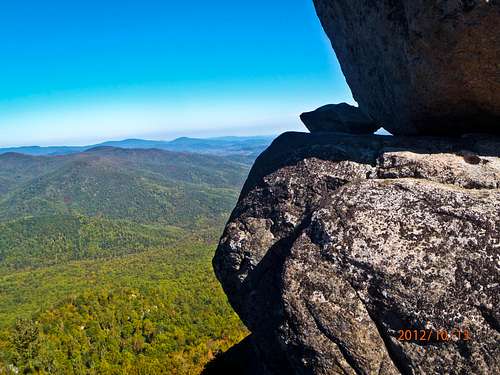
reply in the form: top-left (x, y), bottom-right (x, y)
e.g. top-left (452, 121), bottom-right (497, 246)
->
top-left (312, 0), bottom-right (500, 136)
top-left (213, 132), bottom-right (500, 374)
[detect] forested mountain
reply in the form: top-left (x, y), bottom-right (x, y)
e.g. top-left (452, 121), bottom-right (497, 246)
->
top-left (0, 243), bottom-right (247, 374)
top-left (0, 215), bottom-right (183, 271)
top-left (0, 145), bottom-right (256, 374)
top-left (0, 147), bottom-right (248, 226)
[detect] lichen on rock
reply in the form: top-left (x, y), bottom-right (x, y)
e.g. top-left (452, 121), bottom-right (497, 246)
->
top-left (213, 132), bottom-right (500, 374)
top-left (211, 0), bottom-right (500, 372)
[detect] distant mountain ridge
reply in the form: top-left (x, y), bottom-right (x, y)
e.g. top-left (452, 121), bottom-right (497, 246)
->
top-left (0, 135), bottom-right (275, 157)
top-left (0, 146), bottom-right (250, 229)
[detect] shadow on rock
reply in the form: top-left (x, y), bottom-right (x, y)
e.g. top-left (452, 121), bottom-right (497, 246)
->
top-left (201, 335), bottom-right (267, 375)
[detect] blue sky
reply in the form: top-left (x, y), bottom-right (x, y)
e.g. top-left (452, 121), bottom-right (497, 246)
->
top-left (0, 0), bottom-right (353, 147)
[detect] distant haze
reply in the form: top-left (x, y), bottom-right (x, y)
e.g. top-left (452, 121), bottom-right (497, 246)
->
top-left (0, 135), bottom-right (276, 158)
top-left (0, 0), bottom-right (353, 147)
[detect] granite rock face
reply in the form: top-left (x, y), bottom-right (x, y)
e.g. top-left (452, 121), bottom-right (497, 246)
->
top-left (213, 132), bottom-right (500, 374)
top-left (312, 0), bottom-right (500, 136)
top-left (300, 103), bottom-right (378, 134)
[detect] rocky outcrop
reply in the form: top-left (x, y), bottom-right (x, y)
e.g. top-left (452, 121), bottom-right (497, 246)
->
top-left (212, 1), bottom-right (500, 372)
top-left (300, 103), bottom-right (378, 134)
top-left (312, 0), bottom-right (500, 136)
top-left (213, 132), bottom-right (500, 374)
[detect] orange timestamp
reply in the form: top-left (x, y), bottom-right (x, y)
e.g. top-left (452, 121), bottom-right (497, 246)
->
top-left (397, 328), bottom-right (472, 342)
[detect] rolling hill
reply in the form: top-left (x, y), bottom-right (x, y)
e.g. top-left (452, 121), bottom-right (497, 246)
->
top-left (0, 147), bottom-right (249, 227)
top-left (0, 145), bottom-right (256, 373)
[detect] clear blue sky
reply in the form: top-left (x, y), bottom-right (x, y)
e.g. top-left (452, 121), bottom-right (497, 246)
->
top-left (0, 0), bottom-right (353, 147)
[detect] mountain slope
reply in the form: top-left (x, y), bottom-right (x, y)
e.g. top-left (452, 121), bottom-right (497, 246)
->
top-left (0, 215), bottom-right (183, 271)
top-left (0, 147), bottom-right (248, 227)
top-left (0, 242), bottom-right (248, 374)
top-left (0, 145), bottom-right (253, 373)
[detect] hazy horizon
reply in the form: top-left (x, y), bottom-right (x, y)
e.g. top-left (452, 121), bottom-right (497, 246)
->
top-left (0, 132), bottom-right (279, 149)
top-left (0, 0), bottom-right (353, 147)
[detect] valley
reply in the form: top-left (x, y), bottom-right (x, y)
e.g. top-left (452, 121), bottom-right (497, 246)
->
top-left (0, 143), bottom-right (265, 374)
